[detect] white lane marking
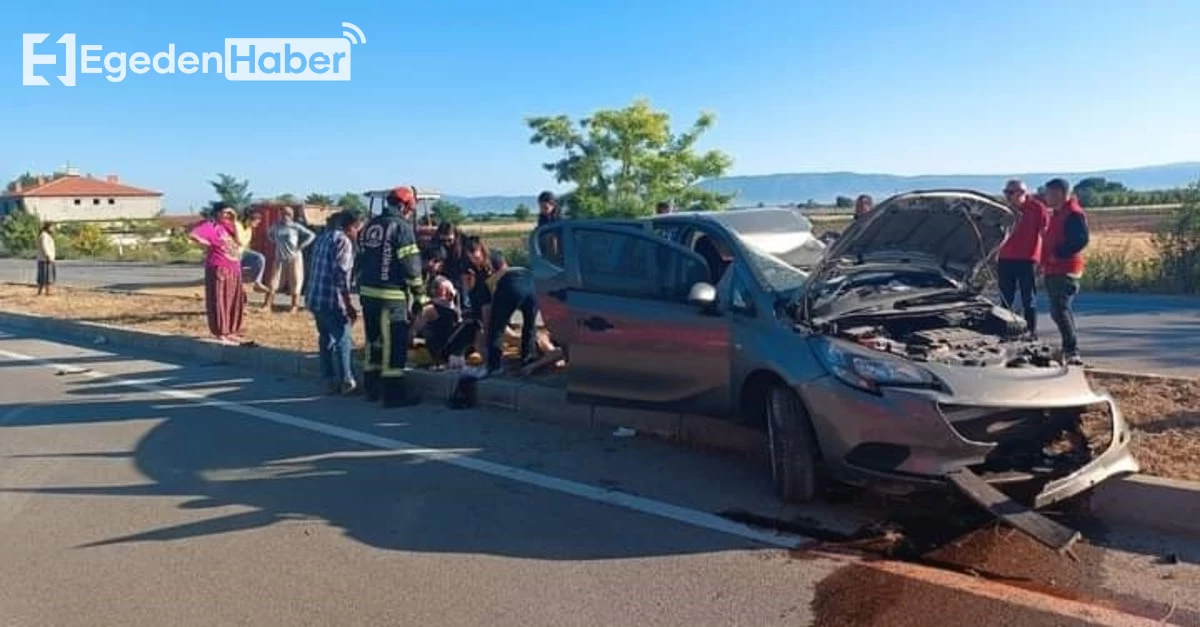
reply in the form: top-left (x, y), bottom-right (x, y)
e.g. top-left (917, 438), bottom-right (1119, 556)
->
top-left (0, 347), bottom-right (809, 550)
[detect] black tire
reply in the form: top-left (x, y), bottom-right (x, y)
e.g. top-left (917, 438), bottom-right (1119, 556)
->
top-left (765, 385), bottom-right (821, 503)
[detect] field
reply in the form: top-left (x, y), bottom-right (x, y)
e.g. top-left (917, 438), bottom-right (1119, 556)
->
top-left (458, 207), bottom-right (1169, 263)
top-left (0, 282), bottom-right (1196, 482)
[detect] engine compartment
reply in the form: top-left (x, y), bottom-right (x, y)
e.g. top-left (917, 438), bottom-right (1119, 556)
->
top-left (832, 305), bottom-right (1060, 368)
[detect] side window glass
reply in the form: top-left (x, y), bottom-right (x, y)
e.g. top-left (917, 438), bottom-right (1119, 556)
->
top-left (536, 226), bottom-right (564, 268)
top-left (574, 228), bottom-right (658, 298)
top-left (657, 244), bottom-right (709, 302)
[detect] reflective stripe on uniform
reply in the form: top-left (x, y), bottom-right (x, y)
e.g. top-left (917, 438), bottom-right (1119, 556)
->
top-left (378, 306), bottom-right (406, 378)
top-left (360, 285), bottom-right (409, 300)
top-left (394, 243), bottom-right (420, 260)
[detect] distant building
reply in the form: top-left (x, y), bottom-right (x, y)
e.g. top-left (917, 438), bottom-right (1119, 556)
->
top-left (1, 172), bottom-right (163, 222)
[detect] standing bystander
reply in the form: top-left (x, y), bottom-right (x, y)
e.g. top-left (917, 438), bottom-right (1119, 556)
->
top-left (265, 206), bottom-right (316, 313)
top-left (35, 222), bottom-right (56, 296)
top-left (1042, 178), bottom-right (1090, 365)
top-left (306, 210), bottom-right (362, 395)
top-left (998, 180), bottom-right (1050, 336)
top-left (355, 186), bottom-right (430, 407)
top-left (854, 194), bottom-right (874, 219)
top-left (536, 191), bottom-right (561, 227)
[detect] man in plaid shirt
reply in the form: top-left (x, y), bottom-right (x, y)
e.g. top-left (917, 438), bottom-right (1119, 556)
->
top-left (305, 210), bottom-right (363, 395)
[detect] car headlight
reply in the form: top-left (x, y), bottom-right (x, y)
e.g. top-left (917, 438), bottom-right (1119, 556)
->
top-left (811, 337), bottom-right (943, 394)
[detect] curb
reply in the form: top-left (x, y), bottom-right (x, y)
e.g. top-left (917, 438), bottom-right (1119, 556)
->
top-left (1085, 367), bottom-right (1197, 384)
top-left (1, 309), bottom-right (1197, 536)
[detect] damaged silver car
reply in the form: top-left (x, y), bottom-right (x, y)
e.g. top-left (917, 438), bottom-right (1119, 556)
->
top-left (529, 192), bottom-right (1139, 525)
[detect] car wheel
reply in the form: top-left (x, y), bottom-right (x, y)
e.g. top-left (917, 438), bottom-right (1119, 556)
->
top-left (765, 385), bottom-right (821, 503)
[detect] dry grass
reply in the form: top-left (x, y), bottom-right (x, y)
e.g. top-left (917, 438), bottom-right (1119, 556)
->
top-left (1088, 374), bottom-right (1200, 482)
top-left (1088, 231), bottom-right (1156, 261)
top-left (0, 283), bottom-right (350, 353)
top-left (1, 282), bottom-right (1196, 482)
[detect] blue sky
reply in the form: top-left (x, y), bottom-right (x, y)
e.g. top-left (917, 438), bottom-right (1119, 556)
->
top-left (4, 0), bottom-right (1199, 211)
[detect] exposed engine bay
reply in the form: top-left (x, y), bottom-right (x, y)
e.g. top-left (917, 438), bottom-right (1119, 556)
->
top-left (831, 304), bottom-right (1060, 368)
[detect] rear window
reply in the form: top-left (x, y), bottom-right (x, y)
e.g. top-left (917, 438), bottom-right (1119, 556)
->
top-left (707, 209), bottom-right (813, 235)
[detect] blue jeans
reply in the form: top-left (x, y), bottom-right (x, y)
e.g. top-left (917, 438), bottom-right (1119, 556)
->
top-left (313, 308), bottom-right (354, 386)
top-left (241, 250), bottom-right (265, 284)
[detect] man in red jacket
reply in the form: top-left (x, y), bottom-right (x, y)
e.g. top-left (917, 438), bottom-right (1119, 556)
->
top-left (998, 180), bottom-right (1049, 336)
top-left (1041, 178), bottom-right (1089, 365)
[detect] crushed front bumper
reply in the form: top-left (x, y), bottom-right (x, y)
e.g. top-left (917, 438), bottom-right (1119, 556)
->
top-left (799, 376), bottom-right (1140, 508)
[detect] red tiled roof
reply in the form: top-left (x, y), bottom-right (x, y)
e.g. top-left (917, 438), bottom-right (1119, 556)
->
top-left (10, 176), bottom-right (161, 198)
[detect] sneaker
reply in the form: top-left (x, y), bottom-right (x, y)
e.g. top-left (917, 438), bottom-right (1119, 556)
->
top-left (1064, 353), bottom-right (1084, 366)
top-left (339, 380), bottom-right (359, 396)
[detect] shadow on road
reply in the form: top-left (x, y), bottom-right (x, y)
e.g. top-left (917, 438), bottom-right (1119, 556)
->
top-left (1, 333), bottom-right (1196, 570)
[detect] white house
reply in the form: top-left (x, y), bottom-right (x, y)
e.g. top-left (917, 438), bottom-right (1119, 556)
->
top-left (1, 172), bottom-right (163, 222)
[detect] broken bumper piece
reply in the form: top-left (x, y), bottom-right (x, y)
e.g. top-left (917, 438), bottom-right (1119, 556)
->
top-left (947, 467), bottom-right (1081, 555)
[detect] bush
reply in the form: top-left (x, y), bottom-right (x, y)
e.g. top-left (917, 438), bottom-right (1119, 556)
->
top-left (0, 210), bottom-right (42, 255)
top-left (1151, 186), bottom-right (1200, 294)
top-left (166, 230), bottom-right (196, 258)
top-left (63, 223), bottom-right (113, 257)
top-left (502, 242), bottom-right (530, 268)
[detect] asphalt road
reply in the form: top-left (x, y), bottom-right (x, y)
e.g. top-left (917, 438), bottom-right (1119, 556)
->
top-left (1, 329), bottom-right (1198, 626)
top-left (0, 258), bottom-right (1196, 376)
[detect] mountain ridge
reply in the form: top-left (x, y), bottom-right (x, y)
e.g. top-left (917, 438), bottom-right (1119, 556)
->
top-left (433, 161), bottom-right (1200, 214)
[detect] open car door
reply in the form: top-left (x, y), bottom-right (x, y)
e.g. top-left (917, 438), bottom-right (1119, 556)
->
top-left (533, 221), bottom-right (733, 416)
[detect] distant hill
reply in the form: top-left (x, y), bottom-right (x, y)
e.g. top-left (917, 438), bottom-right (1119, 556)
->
top-left (693, 162), bottom-right (1200, 207)
top-left (409, 162), bottom-right (1200, 215)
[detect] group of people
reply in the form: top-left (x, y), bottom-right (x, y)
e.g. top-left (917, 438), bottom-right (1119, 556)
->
top-left (996, 177), bottom-right (1089, 365)
top-left (845, 180), bottom-right (1090, 364)
top-left (187, 205), bottom-right (320, 343)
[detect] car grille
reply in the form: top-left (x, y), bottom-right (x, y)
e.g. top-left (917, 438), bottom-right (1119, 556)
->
top-left (940, 402), bottom-right (1116, 478)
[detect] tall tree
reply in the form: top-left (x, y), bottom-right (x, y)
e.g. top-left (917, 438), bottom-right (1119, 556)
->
top-left (512, 203), bottom-right (532, 221)
top-left (305, 193), bottom-right (335, 206)
top-left (336, 193), bottom-right (367, 215)
top-left (526, 98), bottom-right (734, 218)
top-left (209, 174), bottom-right (253, 213)
top-left (274, 193), bottom-right (299, 205)
top-left (431, 199), bottom-right (465, 225)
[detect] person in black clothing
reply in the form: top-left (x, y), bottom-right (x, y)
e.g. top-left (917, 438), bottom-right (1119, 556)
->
top-left (462, 235), bottom-right (492, 318)
top-left (536, 190), bottom-right (560, 227)
top-left (435, 221), bottom-right (471, 307)
top-left (411, 276), bottom-right (479, 363)
top-left (355, 186), bottom-right (429, 407)
top-left (476, 249), bottom-right (539, 374)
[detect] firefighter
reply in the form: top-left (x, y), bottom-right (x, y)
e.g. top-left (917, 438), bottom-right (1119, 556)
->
top-left (355, 186), bottom-right (430, 407)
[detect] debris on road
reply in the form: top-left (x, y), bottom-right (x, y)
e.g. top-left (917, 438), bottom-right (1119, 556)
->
top-left (946, 468), bottom-right (1082, 555)
top-left (613, 427), bottom-right (637, 438)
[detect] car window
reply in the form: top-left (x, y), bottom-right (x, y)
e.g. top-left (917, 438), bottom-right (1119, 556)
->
top-left (729, 271), bottom-right (753, 313)
top-left (535, 225), bottom-right (564, 268)
top-left (574, 227), bottom-right (705, 301)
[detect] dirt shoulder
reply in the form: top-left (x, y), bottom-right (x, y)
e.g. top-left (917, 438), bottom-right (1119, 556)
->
top-left (1, 283), bottom-right (1196, 482)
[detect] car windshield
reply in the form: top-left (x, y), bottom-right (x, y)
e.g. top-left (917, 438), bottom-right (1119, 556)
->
top-left (741, 239), bottom-right (809, 293)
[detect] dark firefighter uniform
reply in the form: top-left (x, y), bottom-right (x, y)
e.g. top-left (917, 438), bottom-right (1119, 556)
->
top-left (355, 186), bottom-right (430, 407)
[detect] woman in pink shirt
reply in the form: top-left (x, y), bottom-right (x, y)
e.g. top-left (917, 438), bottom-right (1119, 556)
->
top-left (190, 207), bottom-right (248, 343)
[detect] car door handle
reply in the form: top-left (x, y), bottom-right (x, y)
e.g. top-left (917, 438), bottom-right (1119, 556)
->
top-left (579, 316), bottom-right (614, 332)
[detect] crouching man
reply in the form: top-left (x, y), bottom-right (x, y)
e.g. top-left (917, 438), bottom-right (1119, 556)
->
top-left (355, 186), bottom-right (430, 406)
top-left (475, 249), bottom-right (539, 375)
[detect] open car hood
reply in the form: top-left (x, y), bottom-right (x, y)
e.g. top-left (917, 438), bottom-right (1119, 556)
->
top-left (807, 190), bottom-right (1017, 289)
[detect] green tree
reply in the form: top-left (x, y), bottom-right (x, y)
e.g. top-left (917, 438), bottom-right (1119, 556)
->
top-left (336, 193), bottom-right (367, 215)
top-left (5, 172), bottom-right (42, 193)
top-left (274, 193), bottom-right (298, 205)
top-left (67, 223), bottom-right (113, 257)
top-left (305, 193), bottom-right (334, 206)
top-left (209, 173), bottom-right (253, 215)
top-left (526, 98), bottom-right (734, 219)
top-left (1152, 181), bottom-right (1200, 293)
top-left (0, 209), bottom-right (42, 255)
top-left (431, 199), bottom-right (465, 224)
top-left (835, 195), bottom-right (854, 209)
top-left (512, 203), bottom-right (532, 221)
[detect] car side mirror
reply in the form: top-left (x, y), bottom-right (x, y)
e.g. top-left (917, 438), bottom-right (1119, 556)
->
top-left (688, 282), bottom-right (718, 309)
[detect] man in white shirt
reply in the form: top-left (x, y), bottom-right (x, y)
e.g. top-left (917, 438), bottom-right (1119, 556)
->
top-left (36, 222), bottom-right (57, 296)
